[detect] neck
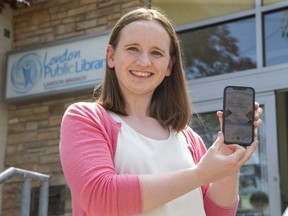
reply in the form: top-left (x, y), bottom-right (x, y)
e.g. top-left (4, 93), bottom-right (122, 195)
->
top-left (124, 96), bottom-right (152, 118)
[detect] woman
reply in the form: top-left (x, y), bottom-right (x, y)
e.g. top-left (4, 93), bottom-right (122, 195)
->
top-left (60, 7), bottom-right (263, 216)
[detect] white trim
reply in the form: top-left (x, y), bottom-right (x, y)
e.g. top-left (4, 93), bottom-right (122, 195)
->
top-left (187, 63), bottom-right (288, 105)
top-left (261, 1), bottom-right (288, 12)
top-left (256, 0), bottom-right (264, 68)
top-left (257, 92), bottom-right (281, 216)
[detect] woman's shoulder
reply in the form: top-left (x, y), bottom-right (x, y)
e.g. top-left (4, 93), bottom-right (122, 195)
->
top-left (66, 101), bottom-right (101, 111)
top-left (64, 102), bottom-right (118, 125)
top-left (182, 126), bottom-right (207, 156)
top-left (65, 102), bottom-right (107, 117)
top-left (182, 126), bottom-right (202, 141)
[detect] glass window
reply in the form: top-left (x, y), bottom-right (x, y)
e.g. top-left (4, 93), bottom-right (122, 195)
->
top-left (178, 17), bottom-right (257, 80)
top-left (191, 106), bottom-right (270, 215)
top-left (264, 9), bottom-right (288, 66)
top-left (152, 0), bottom-right (255, 26)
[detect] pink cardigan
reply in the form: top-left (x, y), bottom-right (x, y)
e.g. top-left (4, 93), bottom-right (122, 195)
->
top-left (59, 102), bottom-right (238, 216)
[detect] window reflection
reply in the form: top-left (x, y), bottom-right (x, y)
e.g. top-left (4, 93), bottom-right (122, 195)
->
top-left (191, 107), bottom-right (270, 215)
top-left (264, 9), bottom-right (288, 66)
top-left (178, 17), bottom-right (256, 80)
top-left (191, 112), bottom-right (219, 148)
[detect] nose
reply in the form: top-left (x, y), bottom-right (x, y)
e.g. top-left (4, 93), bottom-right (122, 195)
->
top-left (136, 52), bottom-right (151, 67)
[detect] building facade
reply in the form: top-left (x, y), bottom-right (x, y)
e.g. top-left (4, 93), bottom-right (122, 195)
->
top-left (0, 3), bottom-right (12, 214)
top-left (0, 0), bottom-right (287, 215)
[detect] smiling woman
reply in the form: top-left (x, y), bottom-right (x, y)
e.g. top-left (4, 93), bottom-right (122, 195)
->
top-left (95, 8), bottom-right (192, 131)
top-left (106, 20), bottom-right (172, 101)
top-left (59, 7), bottom-right (263, 216)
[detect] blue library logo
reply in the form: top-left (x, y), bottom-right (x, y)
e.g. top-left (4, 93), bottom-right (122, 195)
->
top-left (10, 53), bottom-right (43, 93)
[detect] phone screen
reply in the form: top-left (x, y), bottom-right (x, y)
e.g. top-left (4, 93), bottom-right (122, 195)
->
top-left (223, 86), bottom-right (255, 145)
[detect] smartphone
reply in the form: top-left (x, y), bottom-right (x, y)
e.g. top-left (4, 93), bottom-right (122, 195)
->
top-left (222, 86), bottom-right (255, 146)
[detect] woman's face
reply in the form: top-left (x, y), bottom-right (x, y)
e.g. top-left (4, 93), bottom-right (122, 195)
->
top-left (107, 20), bottom-right (173, 98)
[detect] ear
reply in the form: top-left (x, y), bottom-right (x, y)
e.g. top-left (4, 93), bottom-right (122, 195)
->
top-left (106, 44), bottom-right (115, 68)
top-left (165, 56), bottom-right (175, 77)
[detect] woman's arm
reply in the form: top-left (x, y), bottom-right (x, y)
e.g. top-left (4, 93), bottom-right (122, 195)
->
top-left (140, 103), bottom-right (263, 213)
top-left (59, 103), bottom-right (142, 216)
top-left (139, 131), bottom-right (258, 213)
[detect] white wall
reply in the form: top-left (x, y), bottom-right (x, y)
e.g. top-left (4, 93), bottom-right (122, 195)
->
top-left (0, 5), bottom-right (13, 212)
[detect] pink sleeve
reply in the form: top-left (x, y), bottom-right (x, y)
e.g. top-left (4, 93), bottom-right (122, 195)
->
top-left (203, 195), bottom-right (238, 216)
top-left (185, 127), bottom-right (239, 216)
top-left (59, 103), bottom-right (142, 216)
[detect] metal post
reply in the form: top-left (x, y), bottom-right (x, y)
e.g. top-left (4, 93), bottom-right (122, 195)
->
top-left (20, 177), bottom-right (32, 216)
top-left (0, 167), bottom-right (50, 216)
top-left (38, 180), bottom-right (49, 216)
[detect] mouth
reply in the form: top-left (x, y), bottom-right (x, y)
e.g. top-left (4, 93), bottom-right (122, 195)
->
top-left (130, 70), bottom-right (153, 77)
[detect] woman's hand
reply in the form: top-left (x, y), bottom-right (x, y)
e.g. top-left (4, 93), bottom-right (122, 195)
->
top-left (252, 102), bottom-right (263, 137)
top-left (196, 102), bottom-right (263, 184)
top-left (217, 102), bottom-right (263, 137)
top-left (196, 131), bottom-right (259, 184)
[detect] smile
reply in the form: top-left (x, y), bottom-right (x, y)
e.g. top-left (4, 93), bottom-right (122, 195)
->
top-left (130, 71), bottom-right (153, 77)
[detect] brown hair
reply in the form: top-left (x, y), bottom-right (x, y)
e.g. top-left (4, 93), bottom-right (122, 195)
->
top-left (94, 8), bottom-right (192, 132)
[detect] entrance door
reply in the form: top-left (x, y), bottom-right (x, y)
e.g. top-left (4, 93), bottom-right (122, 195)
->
top-left (276, 91), bottom-right (288, 214)
top-left (190, 91), bottom-right (281, 216)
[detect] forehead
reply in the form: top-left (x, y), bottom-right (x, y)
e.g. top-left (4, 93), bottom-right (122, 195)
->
top-left (118, 20), bottom-right (171, 48)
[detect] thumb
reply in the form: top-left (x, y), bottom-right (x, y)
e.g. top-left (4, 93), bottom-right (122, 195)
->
top-left (213, 131), bottom-right (224, 150)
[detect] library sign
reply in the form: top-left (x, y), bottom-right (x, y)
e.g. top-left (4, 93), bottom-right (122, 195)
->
top-left (5, 33), bottom-right (109, 102)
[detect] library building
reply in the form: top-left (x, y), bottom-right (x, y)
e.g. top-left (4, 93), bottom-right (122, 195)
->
top-left (0, 0), bottom-right (288, 215)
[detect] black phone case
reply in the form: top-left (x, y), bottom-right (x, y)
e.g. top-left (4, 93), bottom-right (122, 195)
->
top-left (223, 86), bottom-right (255, 146)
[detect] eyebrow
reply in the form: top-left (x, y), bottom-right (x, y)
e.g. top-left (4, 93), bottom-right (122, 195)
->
top-left (124, 43), bottom-right (168, 54)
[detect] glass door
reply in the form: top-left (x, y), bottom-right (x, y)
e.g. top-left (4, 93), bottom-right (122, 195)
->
top-left (276, 91), bottom-right (288, 214)
top-left (190, 91), bottom-right (281, 215)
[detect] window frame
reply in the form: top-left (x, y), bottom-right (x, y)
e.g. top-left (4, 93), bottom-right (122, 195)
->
top-left (170, 1), bottom-right (288, 215)
top-left (176, 0), bottom-right (288, 72)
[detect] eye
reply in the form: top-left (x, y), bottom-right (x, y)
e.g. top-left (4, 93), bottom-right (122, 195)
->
top-left (127, 46), bottom-right (139, 52)
top-left (151, 50), bottom-right (164, 57)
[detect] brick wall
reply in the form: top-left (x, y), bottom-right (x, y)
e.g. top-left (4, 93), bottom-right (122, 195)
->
top-left (2, 0), bottom-right (144, 215)
top-left (12, 0), bottom-right (143, 48)
top-left (0, 4), bottom-right (13, 215)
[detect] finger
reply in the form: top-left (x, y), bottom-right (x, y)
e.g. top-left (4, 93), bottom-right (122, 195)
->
top-left (254, 118), bottom-right (263, 127)
top-left (254, 128), bottom-right (258, 138)
top-left (254, 102), bottom-right (260, 110)
top-left (253, 103), bottom-right (263, 130)
top-left (254, 103), bottom-right (263, 118)
top-left (256, 106), bottom-right (263, 116)
top-left (216, 111), bottom-right (223, 131)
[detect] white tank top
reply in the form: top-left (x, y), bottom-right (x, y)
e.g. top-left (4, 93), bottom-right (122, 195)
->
top-left (109, 112), bottom-right (206, 216)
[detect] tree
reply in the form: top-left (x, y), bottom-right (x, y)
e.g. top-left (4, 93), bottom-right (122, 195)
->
top-left (179, 22), bottom-right (256, 80)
